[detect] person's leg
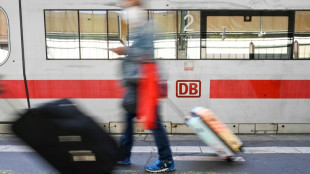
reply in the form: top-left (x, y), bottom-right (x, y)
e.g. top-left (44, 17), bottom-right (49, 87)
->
top-left (145, 110), bottom-right (175, 172)
top-left (152, 116), bottom-right (173, 161)
top-left (118, 112), bottom-right (135, 164)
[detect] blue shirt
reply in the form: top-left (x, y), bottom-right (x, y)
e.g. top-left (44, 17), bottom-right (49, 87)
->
top-left (122, 20), bottom-right (155, 87)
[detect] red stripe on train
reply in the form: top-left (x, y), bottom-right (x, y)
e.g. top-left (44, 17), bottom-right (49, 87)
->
top-left (210, 80), bottom-right (310, 98)
top-left (0, 80), bottom-right (27, 98)
top-left (0, 80), bottom-right (168, 99)
top-left (0, 80), bottom-right (125, 98)
top-left (2, 79), bottom-right (309, 99)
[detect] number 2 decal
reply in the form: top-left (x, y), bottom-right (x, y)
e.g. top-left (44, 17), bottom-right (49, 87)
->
top-left (184, 14), bottom-right (194, 32)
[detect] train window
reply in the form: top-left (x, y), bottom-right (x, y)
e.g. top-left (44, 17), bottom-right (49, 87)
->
top-left (149, 11), bottom-right (177, 59)
top-left (108, 10), bottom-right (127, 59)
top-left (294, 11), bottom-right (310, 59)
top-left (177, 11), bottom-right (200, 59)
top-left (43, 10), bottom-right (307, 60)
top-left (79, 11), bottom-right (108, 59)
top-left (201, 12), bottom-right (292, 59)
top-left (256, 16), bottom-right (290, 59)
top-left (45, 10), bottom-right (79, 59)
top-left (0, 8), bottom-right (9, 65)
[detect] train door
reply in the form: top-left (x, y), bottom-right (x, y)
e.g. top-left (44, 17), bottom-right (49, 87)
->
top-left (200, 11), bottom-right (295, 60)
top-left (0, 0), bottom-right (29, 129)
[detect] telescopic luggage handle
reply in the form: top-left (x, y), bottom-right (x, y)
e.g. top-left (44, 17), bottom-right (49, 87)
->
top-left (165, 98), bottom-right (187, 119)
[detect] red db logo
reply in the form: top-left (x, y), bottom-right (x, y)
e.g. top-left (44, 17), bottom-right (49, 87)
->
top-left (176, 80), bottom-right (201, 98)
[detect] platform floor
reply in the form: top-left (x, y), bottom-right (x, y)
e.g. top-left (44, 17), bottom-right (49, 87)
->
top-left (0, 134), bottom-right (309, 174)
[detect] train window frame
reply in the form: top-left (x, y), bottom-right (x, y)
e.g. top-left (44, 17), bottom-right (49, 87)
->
top-left (44, 10), bottom-right (80, 60)
top-left (294, 10), bottom-right (310, 59)
top-left (0, 7), bottom-right (10, 66)
top-left (79, 10), bottom-right (109, 59)
top-left (43, 9), bottom-right (310, 60)
top-left (107, 10), bottom-right (128, 59)
top-left (200, 10), bottom-right (295, 60)
top-left (44, 9), bottom-right (125, 60)
top-left (149, 10), bottom-right (178, 59)
top-left (177, 10), bottom-right (201, 60)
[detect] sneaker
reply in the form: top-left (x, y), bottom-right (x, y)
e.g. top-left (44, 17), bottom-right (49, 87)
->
top-left (117, 157), bottom-right (131, 165)
top-left (145, 160), bottom-right (175, 173)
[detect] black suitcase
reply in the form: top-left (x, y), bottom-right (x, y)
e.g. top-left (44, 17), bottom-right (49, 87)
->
top-left (12, 99), bottom-right (124, 174)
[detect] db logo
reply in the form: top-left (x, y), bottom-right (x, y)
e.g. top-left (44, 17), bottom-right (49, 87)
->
top-left (176, 80), bottom-right (201, 98)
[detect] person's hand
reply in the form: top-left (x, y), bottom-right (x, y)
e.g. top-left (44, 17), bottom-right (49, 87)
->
top-left (184, 115), bottom-right (192, 121)
top-left (110, 47), bottom-right (127, 55)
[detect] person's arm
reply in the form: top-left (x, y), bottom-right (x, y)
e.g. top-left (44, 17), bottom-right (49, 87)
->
top-left (110, 47), bottom-right (128, 55)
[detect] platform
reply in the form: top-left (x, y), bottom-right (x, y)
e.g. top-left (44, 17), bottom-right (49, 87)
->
top-left (0, 134), bottom-right (309, 174)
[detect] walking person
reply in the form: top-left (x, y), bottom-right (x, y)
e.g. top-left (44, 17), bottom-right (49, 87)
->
top-left (111, 0), bottom-right (175, 172)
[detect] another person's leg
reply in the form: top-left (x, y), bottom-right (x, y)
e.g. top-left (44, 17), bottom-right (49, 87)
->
top-left (118, 112), bottom-right (135, 165)
top-left (145, 110), bottom-right (175, 172)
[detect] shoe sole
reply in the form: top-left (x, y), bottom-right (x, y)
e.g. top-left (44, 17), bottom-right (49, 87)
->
top-left (145, 167), bottom-right (175, 173)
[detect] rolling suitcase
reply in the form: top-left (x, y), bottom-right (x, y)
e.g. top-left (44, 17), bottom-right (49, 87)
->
top-left (12, 99), bottom-right (124, 174)
top-left (185, 107), bottom-right (243, 160)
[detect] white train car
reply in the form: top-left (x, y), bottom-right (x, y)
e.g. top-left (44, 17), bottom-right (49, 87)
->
top-left (1, 0), bottom-right (310, 134)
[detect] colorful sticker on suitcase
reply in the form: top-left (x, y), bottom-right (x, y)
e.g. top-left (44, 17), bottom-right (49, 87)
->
top-left (192, 107), bottom-right (243, 152)
top-left (186, 116), bottom-right (235, 157)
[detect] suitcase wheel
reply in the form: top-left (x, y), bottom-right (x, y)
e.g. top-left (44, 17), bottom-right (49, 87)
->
top-left (239, 146), bottom-right (245, 152)
top-left (225, 156), bottom-right (233, 162)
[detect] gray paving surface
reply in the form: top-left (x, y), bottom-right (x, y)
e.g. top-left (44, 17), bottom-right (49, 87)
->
top-left (0, 134), bottom-right (309, 174)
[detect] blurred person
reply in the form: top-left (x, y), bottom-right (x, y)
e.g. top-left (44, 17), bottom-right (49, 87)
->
top-left (110, 0), bottom-right (175, 172)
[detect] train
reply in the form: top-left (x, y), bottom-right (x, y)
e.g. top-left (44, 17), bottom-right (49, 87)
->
top-left (0, 0), bottom-right (310, 134)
